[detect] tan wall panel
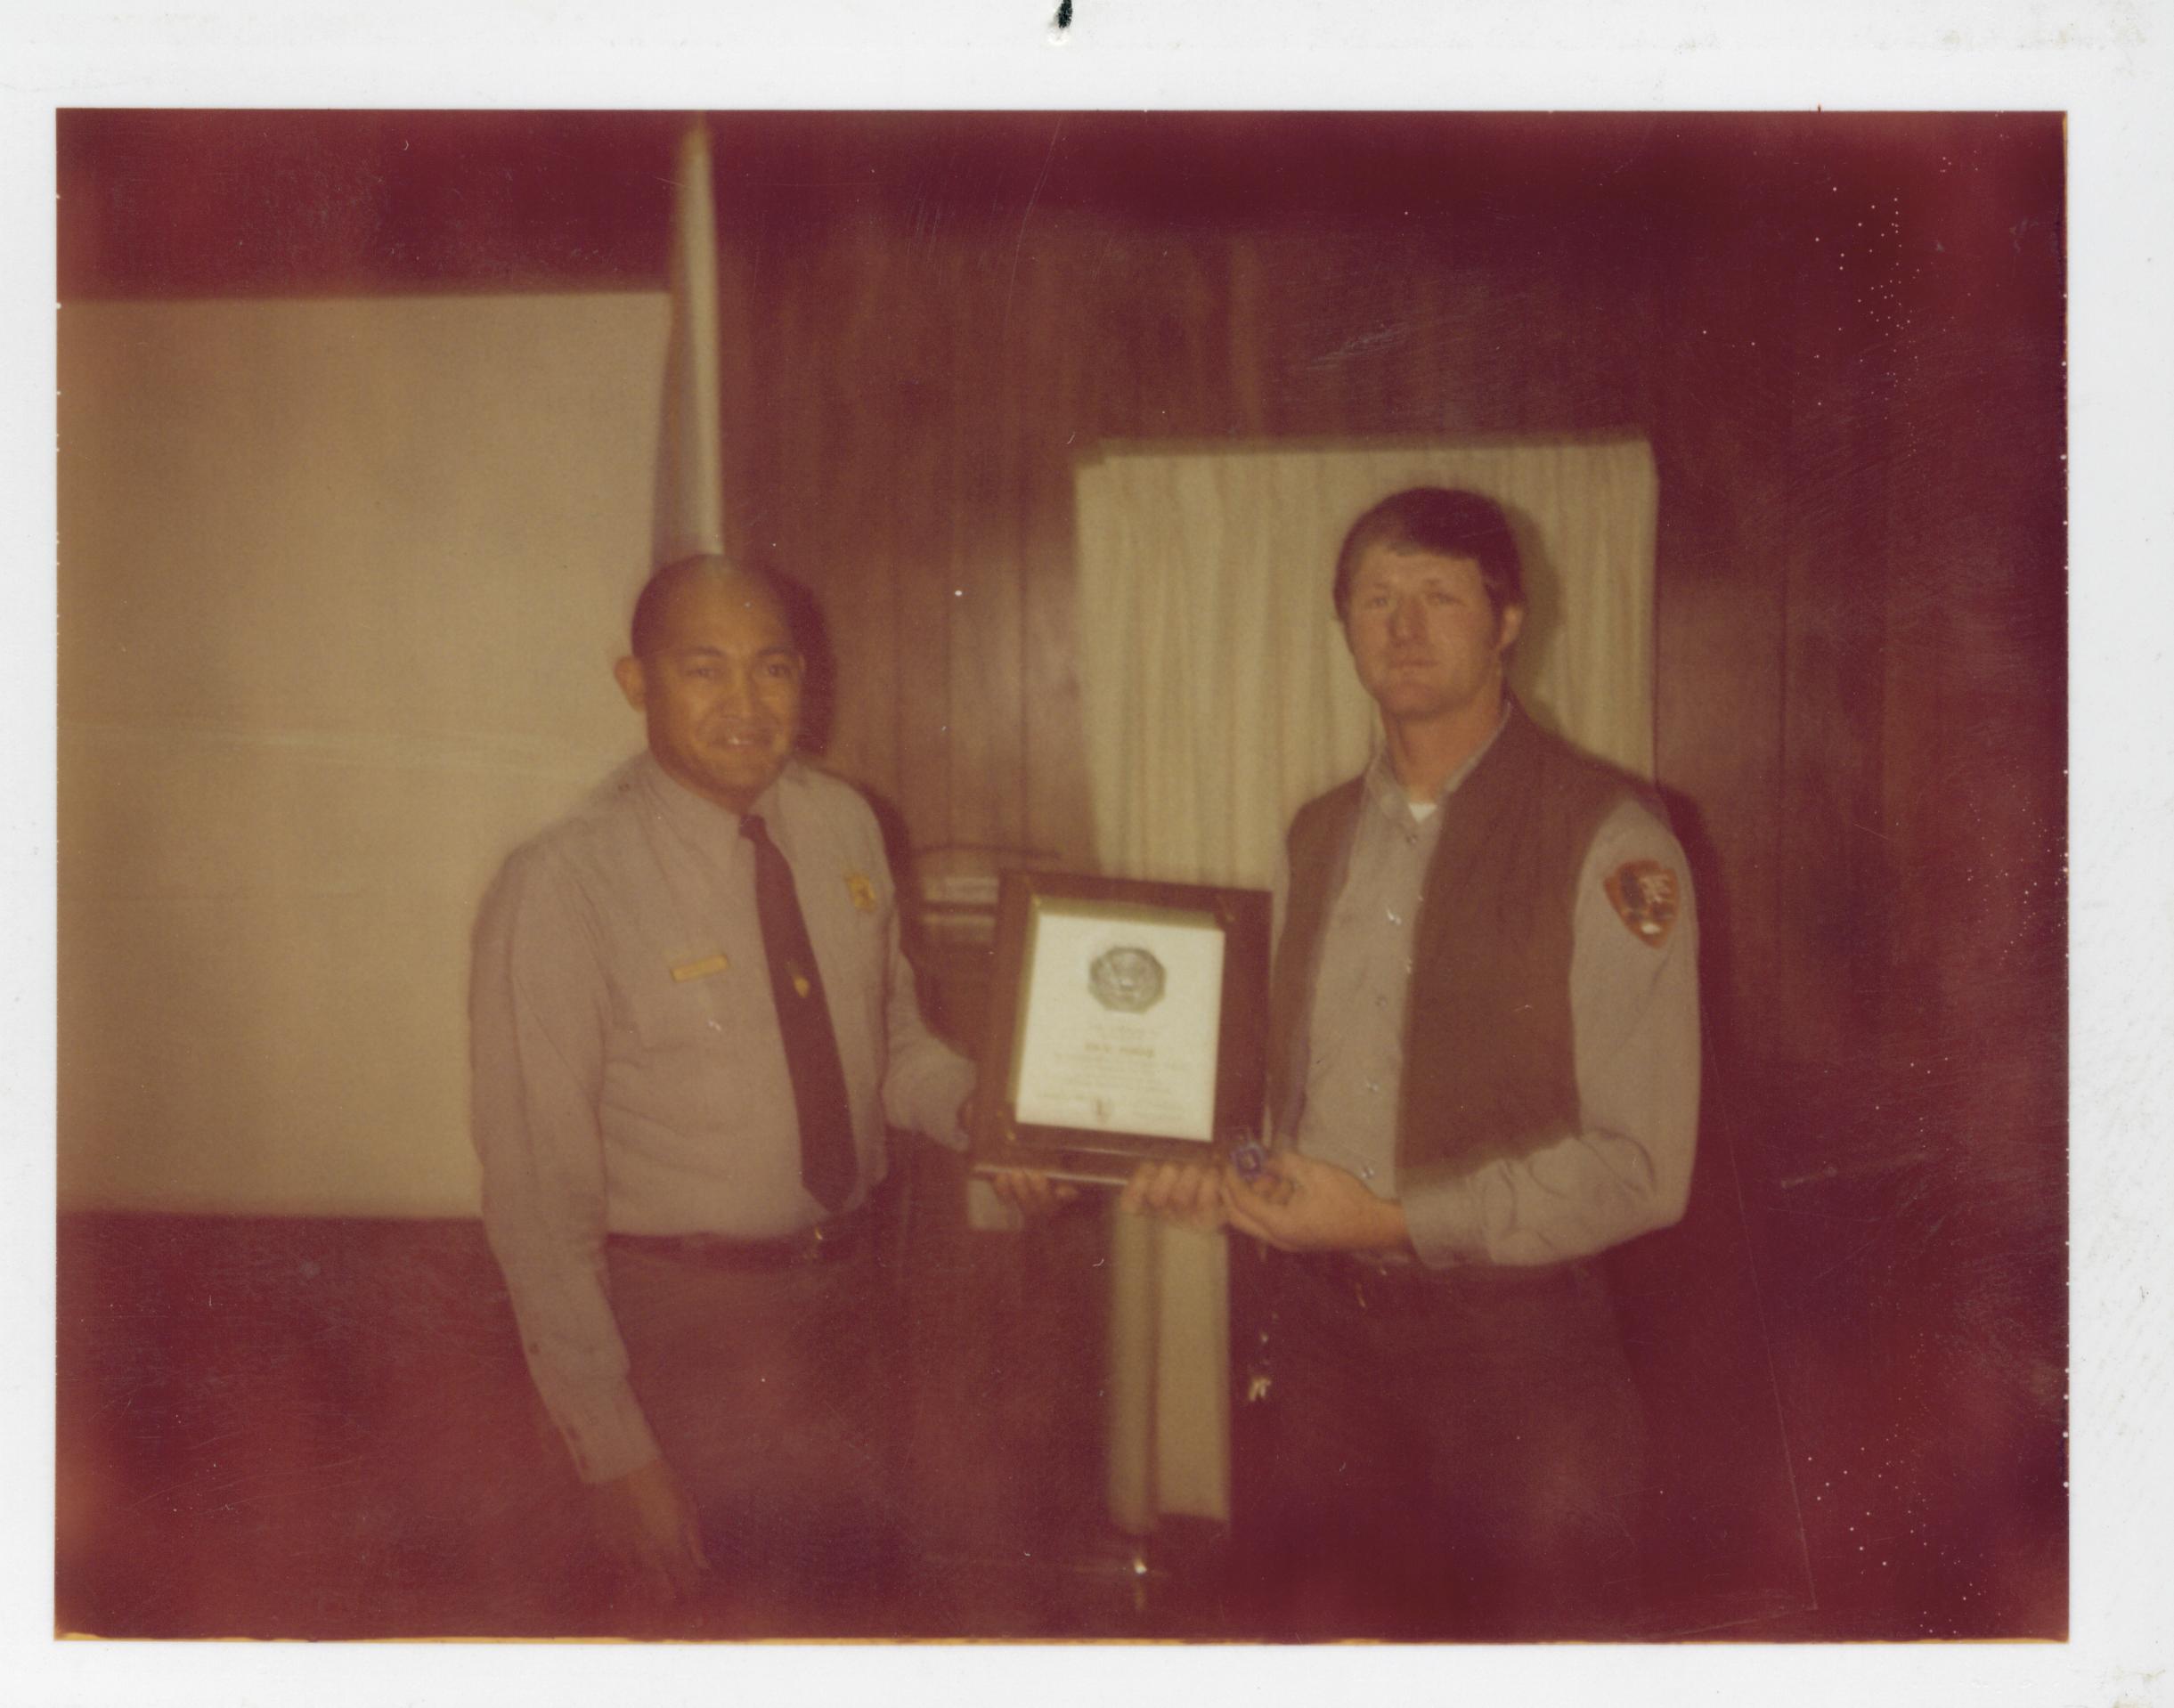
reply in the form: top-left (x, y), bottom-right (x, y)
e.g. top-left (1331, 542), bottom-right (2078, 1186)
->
top-left (58, 295), bottom-right (669, 1216)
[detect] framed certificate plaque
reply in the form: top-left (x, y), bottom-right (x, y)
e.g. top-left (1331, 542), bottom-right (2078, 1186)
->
top-left (969, 872), bottom-right (1272, 1184)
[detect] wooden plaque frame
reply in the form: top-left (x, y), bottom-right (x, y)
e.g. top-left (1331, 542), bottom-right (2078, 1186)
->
top-left (968, 871), bottom-right (1271, 1185)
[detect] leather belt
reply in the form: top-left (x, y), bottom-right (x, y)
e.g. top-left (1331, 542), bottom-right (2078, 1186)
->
top-left (607, 1204), bottom-right (877, 1272)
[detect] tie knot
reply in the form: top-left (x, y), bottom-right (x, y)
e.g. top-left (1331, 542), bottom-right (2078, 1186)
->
top-left (739, 813), bottom-right (770, 847)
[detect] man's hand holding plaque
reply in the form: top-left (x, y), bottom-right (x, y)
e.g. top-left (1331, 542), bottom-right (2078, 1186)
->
top-left (1118, 1137), bottom-right (1309, 1236)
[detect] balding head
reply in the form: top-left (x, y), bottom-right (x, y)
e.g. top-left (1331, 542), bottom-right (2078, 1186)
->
top-left (630, 555), bottom-right (794, 660)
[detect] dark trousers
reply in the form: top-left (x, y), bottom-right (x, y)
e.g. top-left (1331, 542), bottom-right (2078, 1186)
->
top-left (1232, 1247), bottom-right (1647, 1639)
top-left (600, 1239), bottom-right (910, 1623)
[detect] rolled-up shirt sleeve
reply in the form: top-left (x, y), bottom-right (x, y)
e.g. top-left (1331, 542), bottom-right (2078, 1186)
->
top-left (1404, 799), bottom-right (1701, 1269)
top-left (470, 846), bottom-right (662, 1486)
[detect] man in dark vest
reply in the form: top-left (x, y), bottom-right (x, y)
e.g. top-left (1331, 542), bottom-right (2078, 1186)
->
top-left (1124, 487), bottom-right (1699, 1637)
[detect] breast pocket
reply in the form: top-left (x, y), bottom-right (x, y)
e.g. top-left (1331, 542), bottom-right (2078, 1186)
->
top-left (617, 960), bottom-right (767, 1054)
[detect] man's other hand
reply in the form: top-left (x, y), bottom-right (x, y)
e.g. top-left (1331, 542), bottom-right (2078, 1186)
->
top-left (1118, 1159), bottom-right (1227, 1232)
top-left (590, 1456), bottom-right (710, 1601)
top-left (1221, 1150), bottom-right (1409, 1254)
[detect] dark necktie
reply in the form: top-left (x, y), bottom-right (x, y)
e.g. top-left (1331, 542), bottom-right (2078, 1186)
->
top-left (740, 813), bottom-right (858, 1214)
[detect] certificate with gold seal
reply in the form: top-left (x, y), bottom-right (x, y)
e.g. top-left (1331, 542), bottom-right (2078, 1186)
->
top-left (970, 872), bottom-right (1271, 1184)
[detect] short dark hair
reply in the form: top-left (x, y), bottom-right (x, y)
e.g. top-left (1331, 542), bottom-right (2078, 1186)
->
top-left (628, 554), bottom-right (795, 658)
top-left (1331, 487), bottom-right (1526, 622)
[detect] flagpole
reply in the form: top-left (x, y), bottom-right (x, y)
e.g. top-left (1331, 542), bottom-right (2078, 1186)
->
top-left (653, 114), bottom-right (725, 568)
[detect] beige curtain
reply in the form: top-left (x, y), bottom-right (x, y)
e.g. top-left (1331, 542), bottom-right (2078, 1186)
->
top-left (1076, 436), bottom-right (1659, 1530)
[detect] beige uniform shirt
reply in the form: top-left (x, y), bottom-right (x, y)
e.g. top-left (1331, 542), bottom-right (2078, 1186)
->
top-left (470, 753), bottom-right (974, 1484)
top-left (1291, 731), bottom-right (1700, 1269)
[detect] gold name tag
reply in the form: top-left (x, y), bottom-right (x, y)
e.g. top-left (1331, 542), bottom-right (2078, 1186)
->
top-left (670, 953), bottom-right (731, 983)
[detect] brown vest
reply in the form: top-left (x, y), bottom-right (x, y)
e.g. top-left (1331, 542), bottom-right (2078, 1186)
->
top-left (1267, 705), bottom-right (1636, 1192)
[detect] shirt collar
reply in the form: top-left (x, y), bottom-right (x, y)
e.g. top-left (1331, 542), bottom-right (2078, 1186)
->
top-left (1362, 698), bottom-right (1514, 824)
top-left (632, 750), bottom-right (798, 845)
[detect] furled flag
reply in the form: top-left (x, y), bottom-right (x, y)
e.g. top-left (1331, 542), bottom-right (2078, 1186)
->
top-left (651, 116), bottom-right (725, 568)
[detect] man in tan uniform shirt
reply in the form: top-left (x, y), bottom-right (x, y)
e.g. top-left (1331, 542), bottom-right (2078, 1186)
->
top-left (1127, 488), bottom-right (1699, 1636)
top-left (471, 557), bottom-right (980, 1616)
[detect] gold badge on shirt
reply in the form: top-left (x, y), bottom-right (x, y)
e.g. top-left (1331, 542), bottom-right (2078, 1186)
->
top-left (1604, 861), bottom-right (1681, 948)
top-left (846, 873), bottom-right (878, 914)
top-left (670, 952), bottom-right (731, 983)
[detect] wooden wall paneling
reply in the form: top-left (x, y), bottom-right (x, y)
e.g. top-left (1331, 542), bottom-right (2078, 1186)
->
top-left (1014, 220), bottom-right (1113, 868)
top-left (830, 215), bottom-right (952, 842)
top-left (1339, 245), bottom-right (1437, 434)
top-left (57, 111), bottom-right (680, 302)
top-left (882, 227), bottom-right (965, 850)
top-left (1580, 191), bottom-right (1825, 1632)
top-left (1439, 251), bottom-right (1542, 436)
top-left (1223, 234), bottom-right (1274, 440)
top-left (1110, 223), bottom-right (1204, 437)
top-left (1874, 438), bottom-right (1953, 1078)
top-left (1387, 240), bottom-right (1470, 433)
top-left (1365, 250), bottom-right (1435, 434)
top-left (1014, 479), bottom-right (1095, 871)
top-left (1869, 126), bottom-right (2068, 1581)
top-left (1706, 195), bottom-right (1909, 1636)
top-left (1874, 123), bottom-right (2067, 1096)
top-left (840, 211), bottom-right (920, 812)
top-left (1840, 173), bottom-right (2066, 1627)
top-left (1181, 235), bottom-right (1242, 439)
top-left (1772, 181), bottom-right (1901, 1093)
top-left (1582, 219), bottom-right (1666, 435)
top-left (944, 232), bottom-right (1028, 857)
top-left (1252, 233), bottom-right (1337, 442)
top-left (1222, 232), bottom-right (1307, 433)
top-left (1667, 118), bottom-right (2068, 1636)
top-left (1543, 220), bottom-right (1657, 431)
top-left (1426, 256), bottom-right (1495, 438)
top-left (1284, 232), bottom-right (1411, 435)
top-left (1649, 216), bottom-right (1792, 1080)
top-left (774, 214), bottom-right (923, 830)
top-left (738, 225), bottom-right (851, 767)
top-left (1328, 235), bottom-right (1405, 433)
top-left (1078, 234), bottom-right (1171, 647)
top-left (710, 147), bottom-right (765, 590)
top-left (1494, 240), bottom-right (1588, 433)
top-left (1314, 232), bottom-right (1404, 432)
top-left (1197, 230), bottom-right (1423, 437)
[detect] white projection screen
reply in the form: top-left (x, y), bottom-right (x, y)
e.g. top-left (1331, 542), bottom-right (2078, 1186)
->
top-left (58, 294), bottom-right (671, 1217)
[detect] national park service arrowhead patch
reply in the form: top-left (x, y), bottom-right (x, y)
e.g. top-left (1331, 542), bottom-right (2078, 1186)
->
top-left (846, 872), bottom-right (878, 914)
top-left (1604, 859), bottom-right (1681, 948)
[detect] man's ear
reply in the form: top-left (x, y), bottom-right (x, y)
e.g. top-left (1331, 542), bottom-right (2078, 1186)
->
top-left (613, 655), bottom-right (647, 712)
top-left (1495, 602), bottom-right (1527, 655)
